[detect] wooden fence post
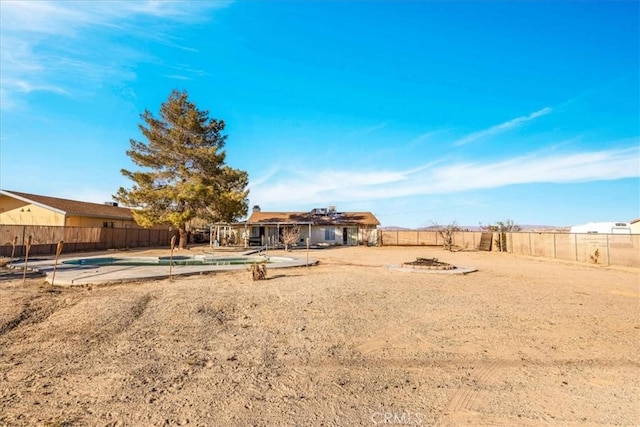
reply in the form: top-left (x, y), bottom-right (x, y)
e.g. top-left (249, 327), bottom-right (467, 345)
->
top-left (21, 226), bottom-right (26, 257)
top-left (22, 235), bottom-right (32, 285)
top-left (9, 236), bottom-right (18, 268)
top-left (51, 241), bottom-right (64, 286)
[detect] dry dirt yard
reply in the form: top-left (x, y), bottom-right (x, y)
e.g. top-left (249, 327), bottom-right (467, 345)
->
top-left (0, 246), bottom-right (638, 426)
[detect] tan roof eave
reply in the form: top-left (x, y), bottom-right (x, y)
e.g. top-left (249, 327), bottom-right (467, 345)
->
top-left (0, 190), bottom-right (67, 215)
top-left (247, 221), bottom-right (314, 225)
top-left (65, 212), bottom-right (134, 221)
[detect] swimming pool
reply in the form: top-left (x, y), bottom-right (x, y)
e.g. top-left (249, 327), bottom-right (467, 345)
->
top-left (62, 255), bottom-right (279, 267)
top-left (22, 252), bottom-right (317, 285)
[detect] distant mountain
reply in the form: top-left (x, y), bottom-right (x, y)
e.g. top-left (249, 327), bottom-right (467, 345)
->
top-left (416, 225), bottom-right (482, 231)
top-left (519, 225), bottom-right (571, 232)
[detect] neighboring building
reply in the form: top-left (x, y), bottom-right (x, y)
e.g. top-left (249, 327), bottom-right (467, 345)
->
top-left (569, 221), bottom-right (632, 234)
top-left (0, 189), bottom-right (146, 228)
top-left (630, 218), bottom-right (640, 235)
top-left (246, 205), bottom-right (380, 247)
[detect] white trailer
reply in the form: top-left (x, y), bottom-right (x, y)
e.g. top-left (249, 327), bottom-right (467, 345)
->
top-left (570, 222), bottom-right (632, 234)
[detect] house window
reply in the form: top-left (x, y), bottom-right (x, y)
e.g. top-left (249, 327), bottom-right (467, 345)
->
top-left (324, 227), bottom-right (336, 241)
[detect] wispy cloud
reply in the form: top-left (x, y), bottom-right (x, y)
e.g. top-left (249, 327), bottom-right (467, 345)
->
top-left (453, 107), bottom-right (552, 146)
top-left (249, 167), bottom-right (282, 188)
top-left (406, 129), bottom-right (449, 150)
top-left (0, 0), bottom-right (230, 109)
top-left (348, 122), bottom-right (389, 137)
top-left (250, 144), bottom-right (640, 205)
top-left (160, 63), bottom-right (209, 81)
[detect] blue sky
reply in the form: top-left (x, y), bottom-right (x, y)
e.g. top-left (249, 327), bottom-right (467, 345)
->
top-left (1, 1), bottom-right (638, 228)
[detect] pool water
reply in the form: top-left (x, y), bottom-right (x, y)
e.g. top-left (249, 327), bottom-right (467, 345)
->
top-left (63, 255), bottom-right (272, 267)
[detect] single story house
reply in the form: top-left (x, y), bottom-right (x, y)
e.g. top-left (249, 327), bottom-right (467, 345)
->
top-left (0, 189), bottom-right (144, 228)
top-left (245, 206), bottom-right (380, 247)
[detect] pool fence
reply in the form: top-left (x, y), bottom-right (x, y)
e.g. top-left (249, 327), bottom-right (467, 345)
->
top-left (0, 225), bottom-right (177, 257)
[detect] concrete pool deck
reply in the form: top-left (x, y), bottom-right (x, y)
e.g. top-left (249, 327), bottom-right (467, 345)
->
top-left (12, 254), bottom-right (318, 286)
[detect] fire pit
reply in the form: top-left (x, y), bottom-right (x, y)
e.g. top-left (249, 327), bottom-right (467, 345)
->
top-left (390, 257), bottom-right (477, 275)
top-left (403, 257), bottom-right (455, 270)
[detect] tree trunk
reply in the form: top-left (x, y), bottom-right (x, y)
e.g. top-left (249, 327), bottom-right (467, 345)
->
top-left (178, 225), bottom-right (188, 249)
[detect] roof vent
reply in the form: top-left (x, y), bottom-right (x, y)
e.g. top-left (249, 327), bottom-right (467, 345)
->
top-left (252, 205), bottom-right (261, 212)
top-left (104, 202), bottom-right (118, 207)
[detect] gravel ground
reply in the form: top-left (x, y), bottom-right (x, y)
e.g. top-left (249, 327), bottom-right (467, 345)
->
top-left (0, 246), bottom-right (638, 426)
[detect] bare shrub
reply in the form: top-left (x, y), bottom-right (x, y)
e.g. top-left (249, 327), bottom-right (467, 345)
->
top-left (280, 227), bottom-right (300, 251)
top-left (434, 222), bottom-right (461, 251)
top-left (250, 263), bottom-right (267, 281)
top-left (359, 227), bottom-right (377, 246)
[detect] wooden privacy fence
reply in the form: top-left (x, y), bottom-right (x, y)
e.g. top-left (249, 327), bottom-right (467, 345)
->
top-left (379, 230), bottom-right (484, 248)
top-left (0, 225), bottom-right (176, 257)
top-left (509, 232), bottom-right (639, 267)
top-left (379, 230), bottom-right (640, 268)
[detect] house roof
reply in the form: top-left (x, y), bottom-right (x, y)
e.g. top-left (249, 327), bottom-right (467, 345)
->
top-left (0, 190), bottom-right (134, 221)
top-left (247, 211), bottom-right (380, 226)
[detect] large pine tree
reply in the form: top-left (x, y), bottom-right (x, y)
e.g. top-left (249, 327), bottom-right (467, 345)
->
top-left (115, 90), bottom-right (249, 249)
